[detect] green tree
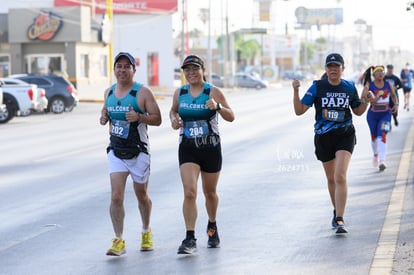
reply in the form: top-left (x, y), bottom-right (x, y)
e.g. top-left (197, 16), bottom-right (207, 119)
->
top-left (238, 39), bottom-right (261, 65)
top-left (217, 33), bottom-right (261, 68)
top-left (315, 37), bottom-right (328, 68)
top-left (300, 42), bottom-right (315, 66)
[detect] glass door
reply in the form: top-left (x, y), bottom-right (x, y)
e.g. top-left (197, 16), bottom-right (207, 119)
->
top-left (25, 55), bottom-right (64, 74)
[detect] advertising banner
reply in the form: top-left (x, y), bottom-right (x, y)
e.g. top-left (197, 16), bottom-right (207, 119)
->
top-left (54, 0), bottom-right (177, 14)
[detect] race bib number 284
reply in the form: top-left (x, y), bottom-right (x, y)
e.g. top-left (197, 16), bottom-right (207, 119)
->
top-left (183, 120), bottom-right (210, 138)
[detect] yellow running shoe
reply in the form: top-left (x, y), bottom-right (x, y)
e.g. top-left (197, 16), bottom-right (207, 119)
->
top-left (106, 238), bottom-right (126, 256)
top-left (141, 230), bottom-right (153, 251)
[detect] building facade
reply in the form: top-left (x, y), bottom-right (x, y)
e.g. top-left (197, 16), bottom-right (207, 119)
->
top-left (0, 0), bottom-right (177, 100)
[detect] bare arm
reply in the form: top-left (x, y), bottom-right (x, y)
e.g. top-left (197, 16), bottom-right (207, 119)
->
top-left (352, 84), bottom-right (370, 116)
top-left (390, 85), bottom-right (399, 114)
top-left (99, 88), bottom-right (110, 125)
top-left (291, 78), bottom-right (309, 115)
top-left (207, 87), bottom-right (235, 122)
top-left (134, 86), bottom-right (162, 126)
top-left (169, 89), bottom-right (182, 130)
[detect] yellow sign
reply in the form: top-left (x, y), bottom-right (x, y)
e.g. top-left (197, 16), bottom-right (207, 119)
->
top-left (259, 2), bottom-right (271, 22)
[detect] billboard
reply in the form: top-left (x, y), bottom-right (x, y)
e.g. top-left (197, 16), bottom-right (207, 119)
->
top-left (54, 0), bottom-right (177, 14)
top-left (295, 7), bottom-right (343, 26)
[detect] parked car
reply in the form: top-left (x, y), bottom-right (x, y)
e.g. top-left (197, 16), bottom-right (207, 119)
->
top-left (282, 70), bottom-right (318, 81)
top-left (174, 71), bottom-right (224, 88)
top-left (0, 78), bottom-right (45, 123)
top-left (10, 74), bottom-right (79, 114)
top-left (0, 82), bottom-right (9, 123)
top-left (282, 71), bottom-right (304, 80)
top-left (345, 71), bottom-right (363, 86)
top-left (1, 78), bottom-right (48, 113)
top-left (234, 73), bottom-right (267, 89)
top-left (174, 71), bottom-right (182, 87)
top-left (207, 73), bottom-right (224, 88)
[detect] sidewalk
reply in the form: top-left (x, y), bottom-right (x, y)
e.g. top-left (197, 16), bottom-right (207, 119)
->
top-left (78, 82), bottom-right (283, 103)
top-left (391, 147), bottom-right (414, 274)
top-left (383, 110), bottom-right (414, 275)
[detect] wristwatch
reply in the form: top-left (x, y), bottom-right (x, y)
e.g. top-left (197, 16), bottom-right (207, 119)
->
top-left (216, 103), bottom-right (222, 111)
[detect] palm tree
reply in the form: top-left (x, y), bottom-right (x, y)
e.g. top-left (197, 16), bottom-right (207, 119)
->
top-left (238, 39), bottom-right (261, 66)
top-left (216, 33), bottom-right (261, 69)
top-left (315, 37), bottom-right (328, 68)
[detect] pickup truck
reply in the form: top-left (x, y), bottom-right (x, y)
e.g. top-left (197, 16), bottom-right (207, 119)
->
top-left (0, 78), bottom-right (47, 123)
top-left (0, 84), bottom-right (8, 123)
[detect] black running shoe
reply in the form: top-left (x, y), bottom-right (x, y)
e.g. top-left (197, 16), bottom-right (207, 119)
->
top-left (207, 227), bottom-right (220, 248)
top-left (335, 217), bottom-right (348, 234)
top-left (177, 238), bottom-right (197, 254)
top-left (331, 210), bottom-right (337, 229)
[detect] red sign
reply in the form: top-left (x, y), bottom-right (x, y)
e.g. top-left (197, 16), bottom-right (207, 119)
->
top-left (54, 0), bottom-right (177, 14)
top-left (27, 11), bottom-right (63, 41)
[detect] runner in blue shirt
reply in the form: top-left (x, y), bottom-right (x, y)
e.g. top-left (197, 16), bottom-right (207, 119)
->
top-left (384, 64), bottom-right (402, 126)
top-left (400, 62), bottom-right (414, 111)
top-left (292, 53), bottom-right (372, 234)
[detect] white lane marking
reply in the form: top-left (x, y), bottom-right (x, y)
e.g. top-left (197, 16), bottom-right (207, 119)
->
top-left (369, 116), bottom-right (414, 274)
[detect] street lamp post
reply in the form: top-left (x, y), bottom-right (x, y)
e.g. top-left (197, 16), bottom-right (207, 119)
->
top-left (199, 3), bottom-right (212, 83)
top-left (207, 0), bottom-right (212, 84)
top-left (180, 0), bottom-right (187, 85)
top-left (354, 18), bottom-right (367, 70)
top-left (106, 0), bottom-right (113, 83)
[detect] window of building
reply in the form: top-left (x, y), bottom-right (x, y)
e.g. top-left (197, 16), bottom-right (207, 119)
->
top-left (80, 54), bottom-right (89, 77)
top-left (25, 55), bottom-right (63, 74)
top-left (99, 55), bottom-right (107, 77)
top-left (0, 55), bottom-right (10, 77)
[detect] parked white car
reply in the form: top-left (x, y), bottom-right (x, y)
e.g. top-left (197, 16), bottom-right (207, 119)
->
top-left (0, 84), bottom-right (9, 123)
top-left (0, 78), bottom-right (48, 123)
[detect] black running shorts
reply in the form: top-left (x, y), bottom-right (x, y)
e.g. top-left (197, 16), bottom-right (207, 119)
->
top-left (179, 142), bottom-right (222, 173)
top-left (314, 125), bottom-right (356, 162)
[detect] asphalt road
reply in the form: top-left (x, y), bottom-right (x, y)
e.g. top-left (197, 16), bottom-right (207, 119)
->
top-left (0, 84), bottom-right (413, 275)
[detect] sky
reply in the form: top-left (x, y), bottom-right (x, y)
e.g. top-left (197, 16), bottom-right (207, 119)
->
top-left (172, 0), bottom-right (414, 51)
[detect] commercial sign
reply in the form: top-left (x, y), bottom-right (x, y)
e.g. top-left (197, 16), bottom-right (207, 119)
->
top-left (54, 0), bottom-right (177, 14)
top-left (27, 11), bottom-right (63, 41)
top-left (295, 7), bottom-right (343, 26)
top-left (258, 1), bottom-right (271, 22)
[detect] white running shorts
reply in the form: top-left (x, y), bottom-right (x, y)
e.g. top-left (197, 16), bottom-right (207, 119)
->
top-left (107, 150), bottom-right (150, 184)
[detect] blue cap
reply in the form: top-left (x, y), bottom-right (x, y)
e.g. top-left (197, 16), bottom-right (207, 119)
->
top-left (114, 52), bottom-right (135, 68)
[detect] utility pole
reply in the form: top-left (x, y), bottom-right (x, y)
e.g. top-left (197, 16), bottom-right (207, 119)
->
top-left (225, 0), bottom-right (231, 86)
top-left (207, 0), bottom-right (212, 83)
top-left (180, 0), bottom-right (187, 84)
top-left (106, 0), bottom-right (113, 84)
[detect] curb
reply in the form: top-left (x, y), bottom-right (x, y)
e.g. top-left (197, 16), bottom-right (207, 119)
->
top-left (78, 82), bottom-right (282, 103)
top-left (79, 94), bottom-right (166, 103)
